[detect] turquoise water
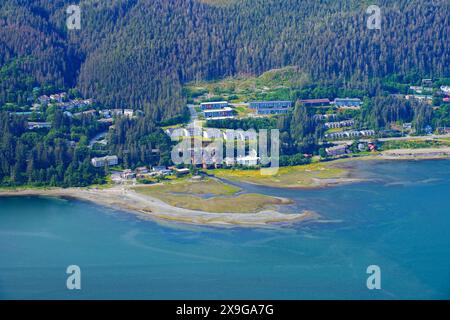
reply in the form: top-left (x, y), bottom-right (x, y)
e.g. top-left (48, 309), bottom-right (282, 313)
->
top-left (0, 160), bottom-right (449, 299)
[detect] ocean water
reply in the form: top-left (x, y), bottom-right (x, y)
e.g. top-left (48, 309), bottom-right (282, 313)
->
top-left (0, 160), bottom-right (449, 300)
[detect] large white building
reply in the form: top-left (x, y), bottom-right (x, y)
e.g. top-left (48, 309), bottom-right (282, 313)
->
top-left (91, 155), bottom-right (119, 167)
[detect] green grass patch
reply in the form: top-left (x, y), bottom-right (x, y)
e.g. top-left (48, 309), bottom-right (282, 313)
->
top-left (133, 177), bottom-right (291, 213)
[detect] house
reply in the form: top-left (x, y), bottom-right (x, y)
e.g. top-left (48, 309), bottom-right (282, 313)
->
top-left (324, 120), bottom-right (355, 129)
top-left (31, 103), bottom-right (41, 111)
top-left (152, 166), bottom-right (167, 172)
top-left (249, 101), bottom-right (292, 115)
top-left (27, 122), bottom-right (52, 130)
top-left (110, 109), bottom-right (134, 117)
top-left (437, 127), bottom-right (450, 134)
top-left (121, 169), bottom-right (136, 180)
top-left (49, 93), bottom-right (67, 103)
top-left (313, 114), bottom-right (337, 121)
top-left (91, 155), bottom-right (119, 167)
top-left (165, 128), bottom-right (189, 138)
top-left (38, 95), bottom-right (50, 105)
top-left (440, 86), bottom-right (450, 95)
top-left (422, 79), bottom-right (433, 87)
top-left (98, 118), bottom-right (114, 125)
top-left (325, 130), bottom-right (375, 140)
top-left (136, 166), bottom-right (149, 174)
top-left (200, 101), bottom-right (229, 110)
top-left (174, 168), bottom-right (190, 175)
top-left (403, 123), bottom-right (412, 130)
top-left (223, 157), bottom-right (236, 166)
top-left (203, 107), bottom-right (235, 119)
top-left (111, 172), bottom-right (123, 184)
top-left (359, 130), bottom-right (376, 137)
top-left (300, 99), bottom-right (331, 107)
top-left (236, 149), bottom-right (259, 166)
top-left (325, 145), bottom-right (350, 157)
top-left (358, 143), bottom-right (367, 152)
top-left (333, 98), bottom-right (362, 109)
top-left (368, 143), bottom-right (377, 152)
top-left (151, 166), bottom-right (173, 176)
top-left (405, 95), bottom-right (433, 104)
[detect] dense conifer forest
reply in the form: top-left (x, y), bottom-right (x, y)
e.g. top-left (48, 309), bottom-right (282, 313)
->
top-left (0, 0), bottom-right (449, 186)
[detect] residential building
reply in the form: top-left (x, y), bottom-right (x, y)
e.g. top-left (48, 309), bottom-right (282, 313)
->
top-left (422, 79), bottom-right (433, 87)
top-left (325, 145), bottom-right (350, 157)
top-left (300, 99), bottom-right (331, 107)
top-left (110, 109), bottom-right (134, 117)
top-left (49, 93), bottom-right (67, 103)
top-left (174, 168), bottom-right (190, 175)
top-left (249, 101), bottom-right (292, 115)
top-left (91, 155), bottom-right (119, 167)
top-left (200, 101), bottom-right (229, 110)
top-left (203, 107), bottom-right (235, 119)
top-left (121, 169), bottom-right (136, 180)
top-left (136, 167), bottom-right (149, 174)
top-left (236, 149), bottom-right (259, 166)
top-left (38, 95), bottom-right (50, 105)
top-left (27, 122), bottom-right (52, 130)
top-left (313, 114), bottom-right (337, 121)
top-left (333, 98), bottom-right (362, 108)
top-left (152, 166), bottom-right (167, 172)
top-left (440, 86), bottom-right (450, 95)
top-left (325, 130), bottom-right (375, 140)
top-left (324, 120), bottom-right (355, 129)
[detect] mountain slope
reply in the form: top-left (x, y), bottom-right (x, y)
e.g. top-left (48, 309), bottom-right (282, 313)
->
top-left (1, 0), bottom-right (448, 120)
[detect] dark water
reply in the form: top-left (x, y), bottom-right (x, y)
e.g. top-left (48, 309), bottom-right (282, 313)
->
top-left (0, 160), bottom-right (449, 299)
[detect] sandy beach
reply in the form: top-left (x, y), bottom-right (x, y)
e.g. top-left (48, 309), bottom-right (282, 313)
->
top-left (0, 185), bottom-right (317, 227)
top-left (1, 151), bottom-right (448, 226)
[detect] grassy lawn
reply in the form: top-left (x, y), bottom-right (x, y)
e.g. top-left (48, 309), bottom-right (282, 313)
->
top-left (207, 162), bottom-right (347, 188)
top-left (185, 66), bottom-right (309, 103)
top-left (133, 178), bottom-right (291, 213)
top-left (234, 104), bottom-right (255, 118)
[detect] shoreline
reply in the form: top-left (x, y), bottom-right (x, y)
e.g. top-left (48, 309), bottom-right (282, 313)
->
top-left (0, 186), bottom-right (317, 227)
top-left (1, 151), bottom-right (449, 227)
top-left (214, 148), bottom-right (450, 190)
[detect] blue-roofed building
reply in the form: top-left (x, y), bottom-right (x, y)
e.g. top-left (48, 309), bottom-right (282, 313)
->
top-left (203, 107), bottom-right (235, 119)
top-left (200, 101), bottom-right (229, 110)
top-left (249, 101), bottom-right (292, 115)
top-left (333, 98), bottom-right (362, 108)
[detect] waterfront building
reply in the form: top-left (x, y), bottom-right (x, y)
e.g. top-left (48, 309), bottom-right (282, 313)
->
top-left (325, 145), bottom-right (349, 157)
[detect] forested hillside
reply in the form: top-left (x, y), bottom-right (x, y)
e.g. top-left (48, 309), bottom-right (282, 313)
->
top-left (1, 0), bottom-right (448, 118)
top-left (0, 0), bottom-right (448, 186)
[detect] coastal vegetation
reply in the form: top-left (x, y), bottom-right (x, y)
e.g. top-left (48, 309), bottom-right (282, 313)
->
top-left (0, 0), bottom-right (449, 188)
top-left (207, 162), bottom-right (348, 188)
top-left (133, 178), bottom-right (292, 213)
